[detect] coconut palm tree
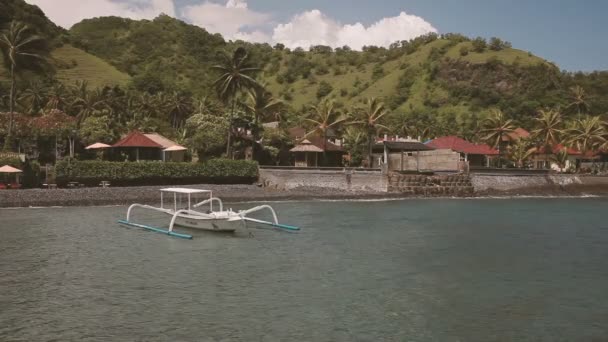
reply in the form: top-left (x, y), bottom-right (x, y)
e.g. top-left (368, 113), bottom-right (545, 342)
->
top-left (243, 85), bottom-right (283, 160)
top-left (565, 116), bottom-right (605, 169)
top-left (507, 138), bottom-right (535, 168)
top-left (305, 99), bottom-right (346, 165)
top-left (479, 109), bottom-right (515, 167)
top-left (342, 127), bottom-right (368, 166)
top-left (349, 98), bottom-right (389, 167)
top-left (532, 108), bottom-right (563, 148)
top-left (19, 81), bottom-right (47, 115)
top-left (71, 82), bottom-right (111, 126)
top-left (567, 85), bottom-right (590, 118)
top-left (0, 21), bottom-right (49, 150)
top-left (212, 47), bottom-right (260, 157)
top-left (549, 149), bottom-right (570, 172)
top-left (163, 91), bottom-right (193, 129)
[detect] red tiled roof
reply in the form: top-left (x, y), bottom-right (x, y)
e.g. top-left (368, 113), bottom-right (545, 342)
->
top-left (426, 136), bottom-right (499, 155)
top-left (536, 144), bottom-right (581, 155)
top-left (113, 131), bottom-right (163, 148)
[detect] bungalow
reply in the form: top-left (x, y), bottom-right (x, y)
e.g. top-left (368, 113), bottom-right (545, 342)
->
top-left (370, 140), bottom-right (437, 171)
top-left (290, 137), bottom-right (345, 167)
top-left (112, 131), bottom-right (187, 162)
top-left (426, 136), bottom-right (499, 169)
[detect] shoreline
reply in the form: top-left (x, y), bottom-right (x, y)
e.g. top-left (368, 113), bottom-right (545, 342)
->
top-left (0, 183), bottom-right (606, 208)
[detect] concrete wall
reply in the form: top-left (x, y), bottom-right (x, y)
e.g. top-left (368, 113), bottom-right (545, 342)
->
top-left (470, 174), bottom-right (585, 191)
top-left (259, 168), bottom-right (387, 191)
top-left (372, 149), bottom-right (460, 171)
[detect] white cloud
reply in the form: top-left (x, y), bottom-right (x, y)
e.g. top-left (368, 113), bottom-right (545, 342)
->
top-left (273, 10), bottom-right (437, 50)
top-left (25, 0), bottom-right (176, 29)
top-left (181, 0), bottom-right (271, 42)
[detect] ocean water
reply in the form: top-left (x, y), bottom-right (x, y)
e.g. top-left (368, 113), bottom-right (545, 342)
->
top-left (1, 198), bottom-right (607, 341)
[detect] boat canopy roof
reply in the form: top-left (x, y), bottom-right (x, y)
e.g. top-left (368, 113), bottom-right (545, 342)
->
top-left (160, 188), bottom-right (212, 194)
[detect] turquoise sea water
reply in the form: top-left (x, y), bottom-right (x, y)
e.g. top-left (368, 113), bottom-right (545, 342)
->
top-left (1, 198), bottom-right (607, 341)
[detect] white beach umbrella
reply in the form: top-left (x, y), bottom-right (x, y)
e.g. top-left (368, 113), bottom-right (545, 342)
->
top-left (85, 142), bottom-right (112, 150)
top-left (0, 165), bottom-right (22, 173)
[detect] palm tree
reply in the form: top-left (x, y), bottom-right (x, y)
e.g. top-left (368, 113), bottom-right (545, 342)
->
top-left (162, 91), bottom-right (193, 129)
top-left (71, 82), bottom-right (110, 126)
top-left (0, 21), bottom-right (49, 150)
top-left (45, 83), bottom-right (69, 112)
top-left (565, 116), bottom-right (605, 169)
top-left (349, 98), bottom-right (389, 167)
top-left (507, 139), bottom-right (535, 168)
top-left (532, 108), bottom-right (563, 148)
top-left (305, 99), bottom-right (346, 166)
top-left (549, 149), bottom-right (570, 172)
top-left (19, 81), bottom-right (47, 115)
top-left (243, 85), bottom-right (283, 160)
top-left (212, 47), bottom-right (260, 157)
top-left (342, 127), bottom-right (367, 166)
top-left (479, 109), bottom-right (515, 167)
top-left (567, 85), bottom-right (590, 118)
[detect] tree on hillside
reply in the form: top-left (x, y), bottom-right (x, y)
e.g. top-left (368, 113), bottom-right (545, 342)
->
top-left (532, 108), bottom-right (563, 149)
top-left (0, 21), bottom-right (50, 150)
top-left (212, 47), bottom-right (260, 157)
top-left (479, 109), bottom-right (515, 167)
top-left (349, 98), bottom-right (389, 167)
top-left (305, 99), bottom-right (346, 166)
top-left (567, 85), bottom-right (590, 118)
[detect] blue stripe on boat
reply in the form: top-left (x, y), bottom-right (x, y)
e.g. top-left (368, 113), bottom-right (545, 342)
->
top-left (117, 220), bottom-right (193, 239)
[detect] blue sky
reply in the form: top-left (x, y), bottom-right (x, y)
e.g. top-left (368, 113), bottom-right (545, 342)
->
top-left (28, 0), bottom-right (608, 71)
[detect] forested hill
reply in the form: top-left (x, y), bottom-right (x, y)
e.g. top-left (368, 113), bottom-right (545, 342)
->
top-left (66, 14), bottom-right (608, 133)
top-left (2, 0), bottom-right (608, 136)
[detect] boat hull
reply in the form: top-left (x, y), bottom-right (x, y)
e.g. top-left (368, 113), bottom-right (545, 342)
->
top-left (166, 212), bottom-right (243, 232)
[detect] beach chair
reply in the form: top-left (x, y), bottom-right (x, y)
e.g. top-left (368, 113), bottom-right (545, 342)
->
top-left (0, 183), bottom-right (6, 190)
top-left (10, 183), bottom-right (21, 189)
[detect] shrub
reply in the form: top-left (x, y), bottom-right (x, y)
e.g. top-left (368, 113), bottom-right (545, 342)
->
top-left (459, 46), bottom-right (469, 56)
top-left (316, 81), bottom-right (333, 99)
top-left (55, 159), bottom-right (259, 187)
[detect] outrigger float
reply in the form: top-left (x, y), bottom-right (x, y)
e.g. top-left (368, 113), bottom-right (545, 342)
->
top-left (118, 188), bottom-right (299, 239)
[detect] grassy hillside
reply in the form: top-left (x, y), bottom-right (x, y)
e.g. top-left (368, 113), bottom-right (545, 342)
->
top-left (0, 44), bottom-right (131, 88)
top-left (261, 38), bottom-right (550, 115)
top-left (52, 45), bottom-right (131, 87)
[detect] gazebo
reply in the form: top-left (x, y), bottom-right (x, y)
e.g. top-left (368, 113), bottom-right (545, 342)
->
top-left (290, 139), bottom-right (323, 167)
top-left (112, 131), bottom-right (187, 162)
top-left (0, 165), bottom-right (22, 189)
top-left (112, 131), bottom-right (163, 161)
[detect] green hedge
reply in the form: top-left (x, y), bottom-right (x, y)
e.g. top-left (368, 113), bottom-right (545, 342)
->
top-left (56, 159), bottom-right (259, 186)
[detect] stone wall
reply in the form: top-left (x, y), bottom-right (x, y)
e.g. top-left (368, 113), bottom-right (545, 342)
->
top-left (259, 168), bottom-right (387, 191)
top-left (388, 173), bottom-right (474, 196)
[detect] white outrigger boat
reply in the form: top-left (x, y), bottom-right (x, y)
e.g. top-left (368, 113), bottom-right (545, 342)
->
top-left (118, 188), bottom-right (299, 239)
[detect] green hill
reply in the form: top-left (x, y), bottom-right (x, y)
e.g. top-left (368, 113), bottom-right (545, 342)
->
top-left (2, 0), bottom-right (608, 136)
top-left (52, 44), bottom-right (131, 88)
